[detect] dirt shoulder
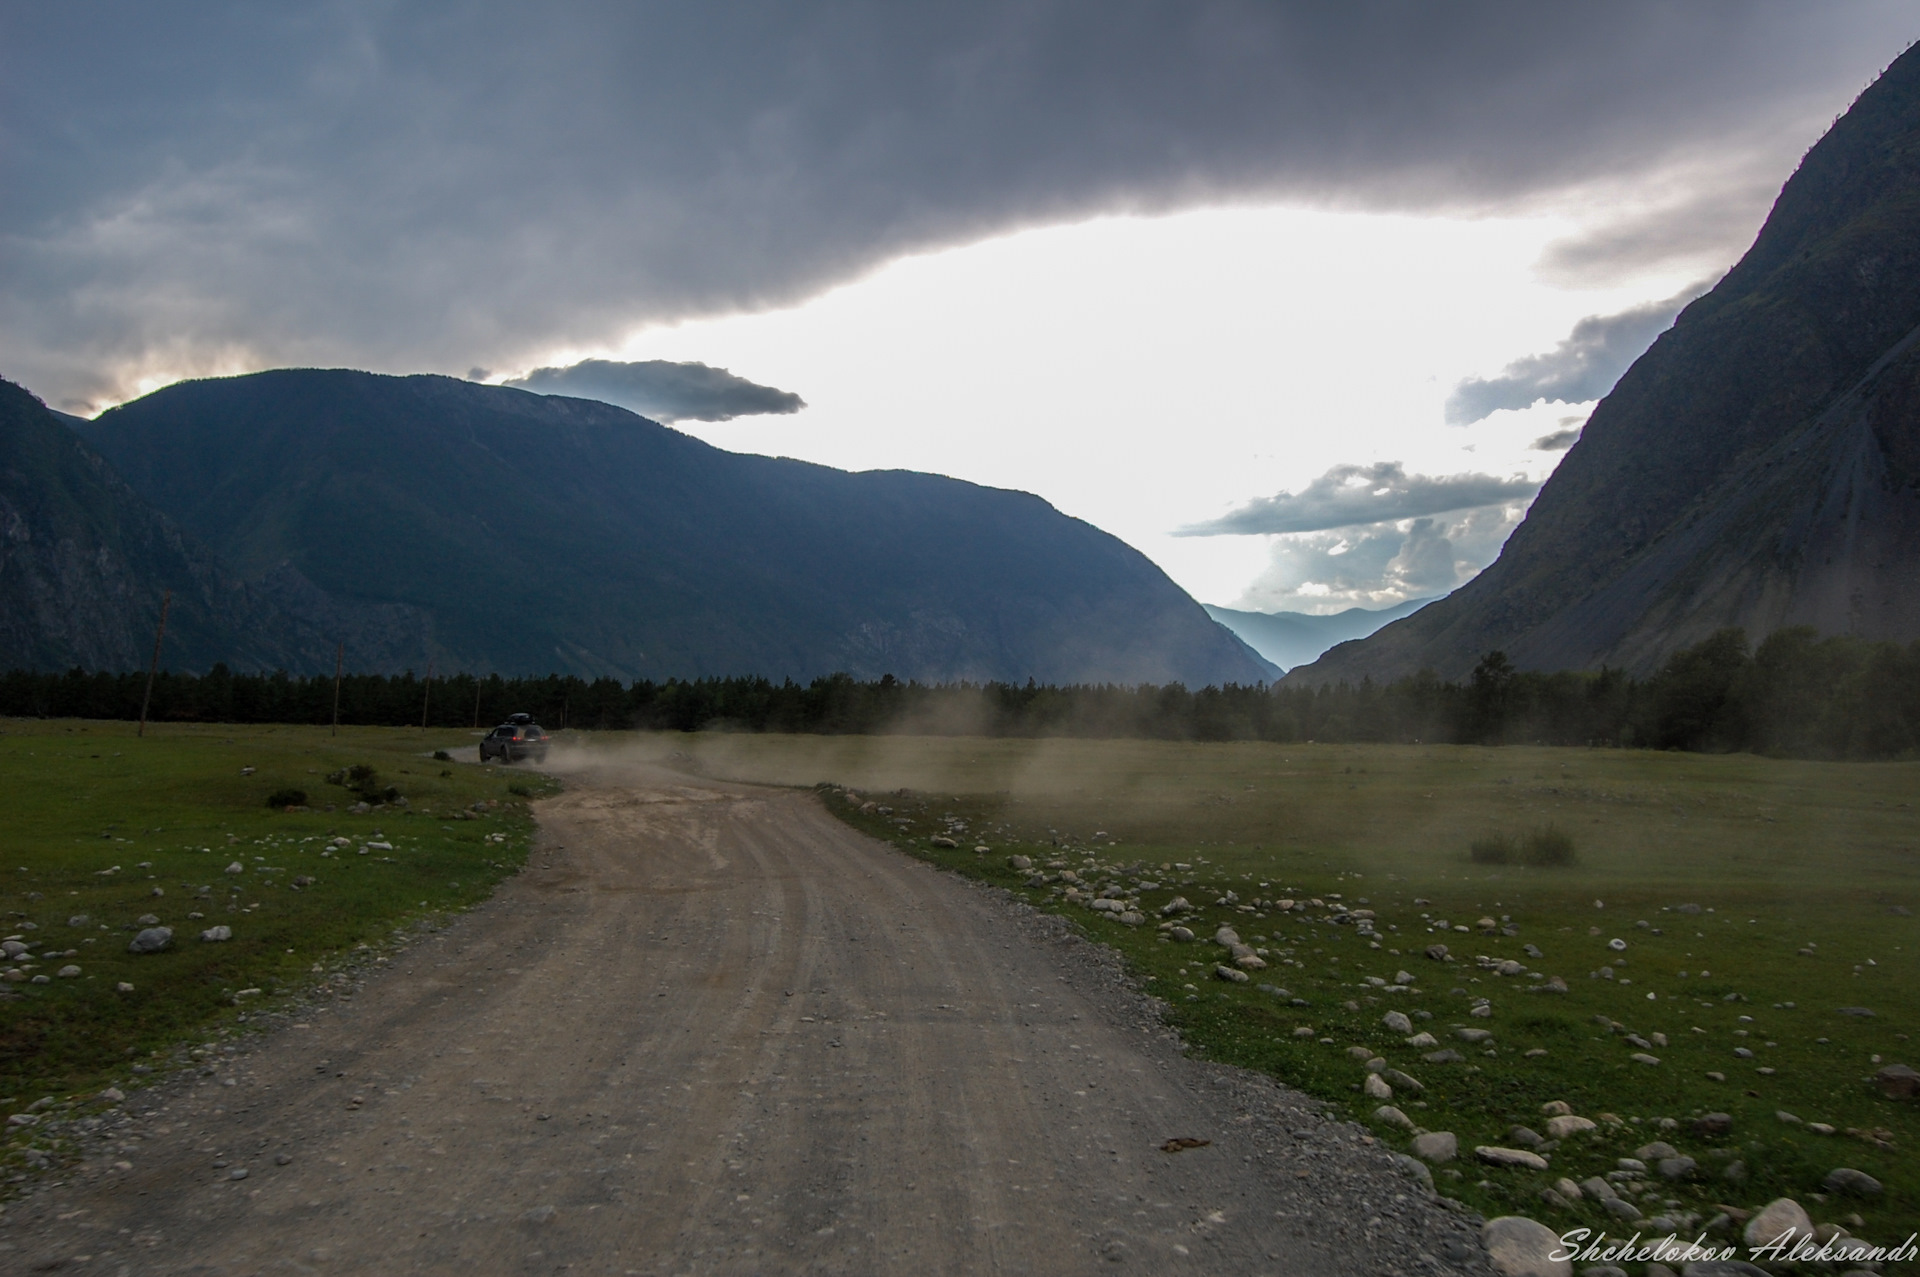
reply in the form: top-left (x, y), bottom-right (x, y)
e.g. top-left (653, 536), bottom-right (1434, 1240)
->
top-left (3, 761), bottom-right (1490, 1275)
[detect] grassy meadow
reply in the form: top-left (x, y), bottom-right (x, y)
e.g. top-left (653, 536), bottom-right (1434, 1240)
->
top-left (0, 718), bottom-right (551, 1173)
top-left (650, 731), bottom-right (1920, 1249)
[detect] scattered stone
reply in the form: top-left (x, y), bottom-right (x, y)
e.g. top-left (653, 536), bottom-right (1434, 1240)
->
top-left (1578, 1176), bottom-right (1617, 1201)
top-left (1425, 943), bottom-right (1449, 960)
top-left (1506, 1126), bottom-right (1544, 1149)
top-left (1214, 965), bottom-right (1248, 984)
top-left (1406, 1031), bottom-right (1438, 1048)
top-left (67, 914), bottom-right (89, 927)
top-left (1630, 1052), bottom-right (1662, 1066)
top-left (1551, 1177), bottom-right (1583, 1202)
top-left (1480, 1215), bottom-right (1570, 1277)
top-left (1636, 1141), bottom-right (1678, 1160)
top-left (1007, 855), bottom-right (1032, 872)
top-left (1539, 1100), bottom-right (1571, 1117)
top-left (930, 836), bottom-right (957, 848)
top-left (1872, 1063), bottom-right (1918, 1099)
top-left (1475, 1146), bottom-right (1549, 1171)
top-left (1169, 926), bottom-right (1195, 942)
top-left (99, 1086), bottom-right (124, 1102)
top-left (1722, 1160), bottom-right (1747, 1183)
top-left (116, 981), bottom-right (134, 992)
top-left (1742, 1198), bottom-right (1813, 1249)
top-left (229, 1167), bottom-right (248, 1180)
top-left (1394, 969), bottom-right (1415, 985)
top-left (1658, 1156), bottom-right (1697, 1180)
top-left (1836, 1007), bottom-right (1876, 1018)
top-left (1470, 1003), bottom-right (1494, 1018)
top-left (56, 964), bottom-right (80, 978)
top-left (1363, 1056), bottom-right (1388, 1073)
top-left (1822, 1168), bottom-right (1883, 1196)
top-left (1382, 1068), bottom-right (1423, 1094)
top-left (1391, 1152), bottom-right (1433, 1189)
top-left (1600, 1197), bottom-right (1643, 1222)
top-left (201, 925), bottom-right (233, 942)
top-left (1159, 896), bottom-right (1193, 916)
top-left (1348, 1046), bottom-right (1378, 1062)
top-left (225, 861), bottom-right (244, 874)
top-left (1456, 1028), bottom-right (1493, 1043)
top-left (136, 913), bottom-right (160, 926)
top-left (1363, 1073), bottom-right (1393, 1101)
top-left (1382, 1010), bottom-right (1413, 1034)
top-left (1545, 1115), bottom-right (1594, 1140)
top-left (1411, 1131), bottom-right (1457, 1163)
top-left (276, 1153), bottom-right (293, 1165)
top-left (1693, 1112), bottom-right (1732, 1136)
top-left (1374, 1105), bottom-right (1414, 1130)
top-left (128, 927), bottom-right (173, 954)
top-left (1423, 1049), bottom-right (1466, 1064)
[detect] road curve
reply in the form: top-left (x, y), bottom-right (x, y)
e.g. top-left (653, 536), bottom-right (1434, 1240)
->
top-left (7, 760), bottom-right (1489, 1275)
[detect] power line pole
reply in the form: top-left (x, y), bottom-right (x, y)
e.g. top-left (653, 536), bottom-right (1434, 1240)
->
top-left (331, 643), bottom-right (343, 736)
top-left (421, 661), bottom-right (433, 729)
top-left (473, 677), bottom-right (483, 729)
top-left (136, 590), bottom-right (171, 738)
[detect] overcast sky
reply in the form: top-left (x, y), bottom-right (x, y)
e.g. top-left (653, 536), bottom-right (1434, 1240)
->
top-left (4, 3), bottom-right (1914, 610)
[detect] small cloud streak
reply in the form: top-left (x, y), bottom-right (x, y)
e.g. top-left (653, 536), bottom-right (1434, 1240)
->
top-left (1444, 283), bottom-right (1710, 424)
top-left (1531, 426), bottom-right (1582, 451)
top-left (505, 359), bottom-right (805, 423)
top-left (1236, 502), bottom-right (1530, 614)
top-left (1178, 461), bottom-right (1538, 537)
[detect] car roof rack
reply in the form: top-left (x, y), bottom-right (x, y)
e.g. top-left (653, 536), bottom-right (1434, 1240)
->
top-left (505, 712), bottom-right (534, 724)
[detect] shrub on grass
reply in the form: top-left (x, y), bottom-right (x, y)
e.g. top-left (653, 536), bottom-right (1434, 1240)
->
top-left (265, 787), bottom-right (308, 808)
top-left (432, 750), bottom-right (452, 761)
top-left (1469, 833), bottom-right (1515, 864)
top-left (1521, 824), bottom-right (1577, 866)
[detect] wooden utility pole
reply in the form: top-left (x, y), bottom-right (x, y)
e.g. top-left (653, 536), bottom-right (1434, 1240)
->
top-left (331, 643), bottom-right (343, 736)
top-left (136, 590), bottom-right (171, 738)
top-left (473, 677), bottom-right (483, 729)
top-left (421, 661), bottom-right (433, 729)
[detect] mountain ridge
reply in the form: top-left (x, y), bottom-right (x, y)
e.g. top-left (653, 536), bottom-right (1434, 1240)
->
top-left (66, 369), bottom-right (1275, 685)
top-left (1289, 41), bottom-right (1920, 684)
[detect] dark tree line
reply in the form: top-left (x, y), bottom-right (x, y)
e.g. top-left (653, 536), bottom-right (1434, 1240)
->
top-left (2, 627), bottom-right (1916, 760)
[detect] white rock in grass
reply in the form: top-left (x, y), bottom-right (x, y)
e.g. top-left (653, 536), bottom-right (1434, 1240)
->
top-left (201, 926), bottom-right (232, 942)
top-left (1411, 1131), bottom-right (1457, 1162)
top-left (1406, 1031), bottom-right (1438, 1048)
top-left (1374, 1105), bottom-right (1414, 1130)
top-left (1742, 1198), bottom-right (1813, 1250)
top-left (1481, 1215), bottom-right (1571, 1277)
top-left (1363, 1073), bottom-right (1393, 1101)
top-left (1545, 1115), bottom-right (1595, 1140)
top-left (1382, 1010), bottom-right (1413, 1034)
top-left (225, 862), bottom-right (244, 874)
top-left (1475, 1146), bottom-right (1549, 1170)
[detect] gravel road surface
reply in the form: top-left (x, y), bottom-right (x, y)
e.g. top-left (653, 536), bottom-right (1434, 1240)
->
top-left (6, 760), bottom-right (1491, 1275)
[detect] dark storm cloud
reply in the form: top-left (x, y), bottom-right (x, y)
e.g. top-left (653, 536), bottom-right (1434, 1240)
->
top-left (505, 360), bottom-right (805, 422)
top-left (1, 2), bottom-right (1911, 408)
top-left (1531, 427), bottom-right (1583, 451)
top-left (1178, 462), bottom-right (1539, 536)
top-left (1444, 283), bottom-right (1712, 424)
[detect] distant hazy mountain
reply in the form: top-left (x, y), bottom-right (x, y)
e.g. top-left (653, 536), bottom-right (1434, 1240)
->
top-left (72, 369), bottom-right (1275, 684)
top-left (0, 377), bottom-right (425, 674)
top-left (1205, 598), bottom-right (1434, 672)
top-left (1291, 42), bottom-right (1920, 684)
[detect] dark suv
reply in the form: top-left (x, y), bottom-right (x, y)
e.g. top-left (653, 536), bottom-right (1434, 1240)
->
top-left (480, 714), bottom-right (550, 763)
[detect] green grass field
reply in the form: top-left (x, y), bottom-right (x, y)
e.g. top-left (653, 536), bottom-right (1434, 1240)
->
top-left (647, 732), bottom-right (1920, 1251)
top-left (0, 719), bottom-right (550, 1131)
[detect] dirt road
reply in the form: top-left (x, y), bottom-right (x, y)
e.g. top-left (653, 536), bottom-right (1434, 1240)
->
top-left (6, 761), bottom-right (1489, 1275)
